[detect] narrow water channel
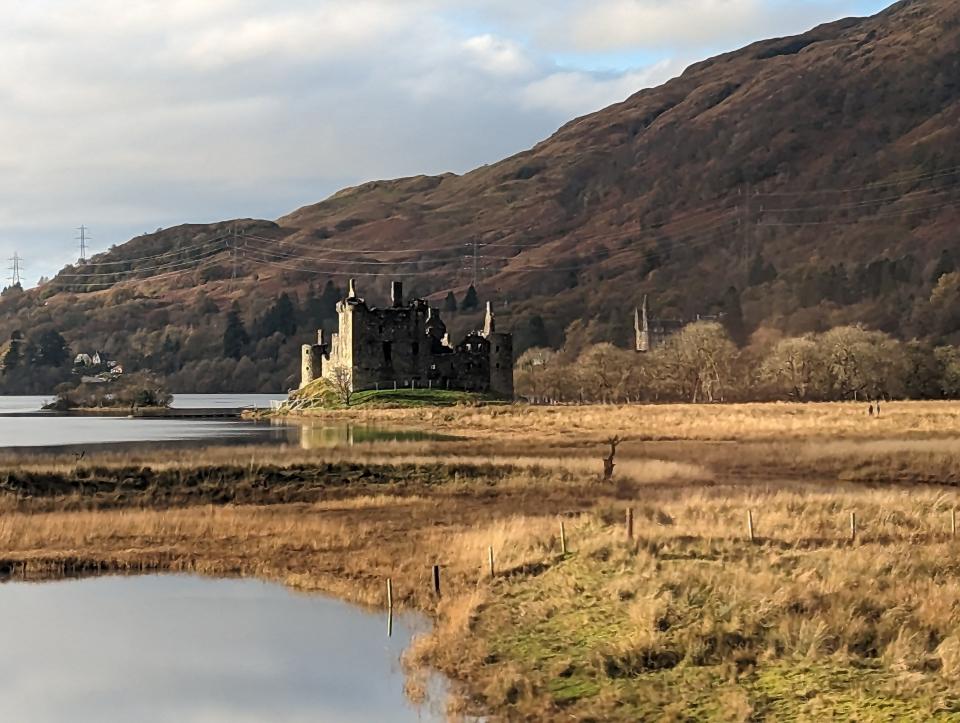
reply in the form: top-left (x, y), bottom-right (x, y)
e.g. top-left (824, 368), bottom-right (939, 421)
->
top-left (0, 575), bottom-right (443, 723)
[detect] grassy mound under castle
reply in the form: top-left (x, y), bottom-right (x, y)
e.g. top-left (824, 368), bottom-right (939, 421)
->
top-left (278, 377), bottom-right (506, 411)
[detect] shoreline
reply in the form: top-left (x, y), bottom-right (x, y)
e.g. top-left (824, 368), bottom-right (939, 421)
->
top-left (40, 405), bottom-right (170, 415)
top-left (4, 404), bottom-right (960, 718)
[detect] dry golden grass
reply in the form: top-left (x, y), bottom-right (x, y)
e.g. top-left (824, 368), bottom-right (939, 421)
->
top-left (298, 399), bottom-right (960, 442)
top-left (5, 471), bottom-right (960, 719)
top-left (9, 401), bottom-right (960, 719)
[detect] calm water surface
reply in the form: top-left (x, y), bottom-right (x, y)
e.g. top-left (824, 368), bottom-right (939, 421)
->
top-left (0, 394), bottom-right (447, 451)
top-left (0, 394), bottom-right (289, 449)
top-left (0, 575), bottom-right (441, 723)
top-left (0, 393), bottom-right (286, 414)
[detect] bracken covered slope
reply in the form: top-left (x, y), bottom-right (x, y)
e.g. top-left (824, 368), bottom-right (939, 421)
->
top-left (7, 0), bottom-right (960, 392)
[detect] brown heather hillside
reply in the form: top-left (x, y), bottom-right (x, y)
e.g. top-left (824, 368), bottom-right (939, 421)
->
top-left (4, 0), bottom-right (960, 392)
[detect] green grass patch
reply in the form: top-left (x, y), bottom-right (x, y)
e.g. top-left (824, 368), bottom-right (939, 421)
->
top-left (349, 388), bottom-right (506, 408)
top-left (474, 548), bottom-right (960, 720)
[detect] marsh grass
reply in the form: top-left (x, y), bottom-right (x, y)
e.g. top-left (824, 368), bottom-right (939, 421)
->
top-left (5, 476), bottom-right (960, 719)
top-left (9, 402), bottom-right (960, 719)
top-left (299, 399), bottom-right (960, 442)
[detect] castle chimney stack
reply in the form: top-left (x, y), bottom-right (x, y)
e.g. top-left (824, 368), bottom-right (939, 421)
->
top-left (483, 301), bottom-right (496, 337)
top-left (391, 281), bottom-right (403, 307)
top-left (348, 279), bottom-right (358, 300)
top-left (317, 329), bottom-right (325, 346)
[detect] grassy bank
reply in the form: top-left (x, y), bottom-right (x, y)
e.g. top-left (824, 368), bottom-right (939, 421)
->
top-left (290, 399), bottom-right (960, 442)
top-left (3, 464), bottom-right (960, 719)
top-left (275, 381), bottom-right (505, 414)
top-left (6, 403), bottom-right (960, 719)
top-left (350, 388), bottom-right (505, 408)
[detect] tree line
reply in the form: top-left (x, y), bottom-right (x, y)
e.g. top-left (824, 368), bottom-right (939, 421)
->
top-left (515, 321), bottom-right (960, 404)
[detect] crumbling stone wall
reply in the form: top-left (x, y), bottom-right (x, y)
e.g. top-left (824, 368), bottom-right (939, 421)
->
top-left (304, 280), bottom-right (514, 397)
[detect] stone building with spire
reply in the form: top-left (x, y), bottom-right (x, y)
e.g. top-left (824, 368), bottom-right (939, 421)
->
top-left (301, 280), bottom-right (513, 398)
top-left (634, 295), bottom-right (685, 352)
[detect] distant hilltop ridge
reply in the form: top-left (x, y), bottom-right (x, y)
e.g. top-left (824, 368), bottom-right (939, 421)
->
top-left (6, 0), bottom-right (960, 393)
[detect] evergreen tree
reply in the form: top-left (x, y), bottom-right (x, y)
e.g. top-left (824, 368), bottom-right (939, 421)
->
top-left (460, 284), bottom-right (480, 311)
top-left (719, 286), bottom-right (746, 346)
top-left (32, 329), bottom-right (70, 367)
top-left (223, 304), bottom-right (250, 360)
top-left (320, 280), bottom-right (342, 317)
top-left (516, 314), bottom-right (549, 353)
top-left (932, 249), bottom-right (956, 284)
top-left (747, 252), bottom-right (778, 286)
top-left (195, 291), bottom-right (219, 315)
top-left (2, 331), bottom-right (23, 373)
top-left (302, 283), bottom-right (326, 329)
top-left (443, 291), bottom-right (458, 313)
top-left (257, 292), bottom-right (298, 338)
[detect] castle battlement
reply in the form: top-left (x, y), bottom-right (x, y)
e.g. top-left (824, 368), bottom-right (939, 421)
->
top-left (301, 280), bottom-right (513, 398)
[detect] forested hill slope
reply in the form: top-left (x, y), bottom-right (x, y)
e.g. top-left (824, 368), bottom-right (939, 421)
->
top-left (4, 0), bottom-right (960, 393)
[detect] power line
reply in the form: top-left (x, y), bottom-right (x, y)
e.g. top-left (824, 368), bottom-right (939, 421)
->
top-left (43, 161), bottom-right (960, 291)
top-left (54, 246), bottom-right (230, 280)
top-left (758, 198), bottom-right (960, 227)
top-left (755, 164), bottom-right (960, 197)
top-left (8, 253), bottom-right (23, 287)
top-left (54, 254), bottom-right (228, 290)
top-left (76, 225), bottom-right (89, 263)
top-left (74, 231), bottom-right (233, 267)
top-left (465, 238), bottom-right (481, 286)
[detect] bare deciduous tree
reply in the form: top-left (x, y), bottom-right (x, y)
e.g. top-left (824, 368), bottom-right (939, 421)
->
top-left (328, 365), bottom-right (353, 406)
top-left (758, 336), bottom-right (820, 400)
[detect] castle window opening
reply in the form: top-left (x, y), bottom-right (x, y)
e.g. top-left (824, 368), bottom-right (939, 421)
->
top-left (382, 341), bottom-right (392, 364)
top-left (412, 342), bottom-right (420, 357)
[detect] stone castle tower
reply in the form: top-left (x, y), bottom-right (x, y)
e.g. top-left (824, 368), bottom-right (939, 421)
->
top-left (301, 280), bottom-right (514, 398)
top-left (635, 296), bottom-right (651, 353)
top-left (634, 295), bottom-right (685, 352)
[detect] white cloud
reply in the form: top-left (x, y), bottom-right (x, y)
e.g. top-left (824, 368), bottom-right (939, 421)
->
top-left (462, 35), bottom-right (538, 77)
top-left (558, 0), bottom-right (872, 51)
top-left (521, 60), bottom-right (685, 116)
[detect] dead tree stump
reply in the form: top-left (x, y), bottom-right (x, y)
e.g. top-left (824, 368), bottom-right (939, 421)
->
top-left (602, 436), bottom-right (622, 481)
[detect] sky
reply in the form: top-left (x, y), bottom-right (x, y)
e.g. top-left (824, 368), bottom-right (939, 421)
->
top-left (0, 0), bottom-right (891, 284)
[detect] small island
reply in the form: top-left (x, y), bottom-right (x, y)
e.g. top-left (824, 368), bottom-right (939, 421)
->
top-left (44, 371), bottom-right (172, 412)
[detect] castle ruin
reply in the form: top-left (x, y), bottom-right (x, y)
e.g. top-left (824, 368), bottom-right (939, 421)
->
top-left (635, 295), bottom-right (684, 352)
top-left (635, 295), bottom-right (727, 352)
top-left (301, 280), bottom-right (514, 398)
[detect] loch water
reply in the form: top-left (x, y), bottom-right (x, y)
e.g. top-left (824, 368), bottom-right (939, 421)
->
top-left (0, 575), bottom-right (443, 723)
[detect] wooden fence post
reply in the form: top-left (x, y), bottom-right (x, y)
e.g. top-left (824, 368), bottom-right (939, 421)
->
top-left (432, 565), bottom-right (441, 597)
top-left (488, 546), bottom-right (495, 578)
top-left (952, 509), bottom-right (957, 538)
top-left (560, 521), bottom-right (568, 555)
top-left (386, 578), bottom-right (394, 638)
top-left (747, 510), bottom-right (755, 544)
top-left (850, 511), bottom-right (857, 544)
top-left (626, 508), bottom-right (634, 540)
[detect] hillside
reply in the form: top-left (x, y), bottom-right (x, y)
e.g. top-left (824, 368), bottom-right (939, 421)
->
top-left (4, 0), bottom-right (960, 393)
